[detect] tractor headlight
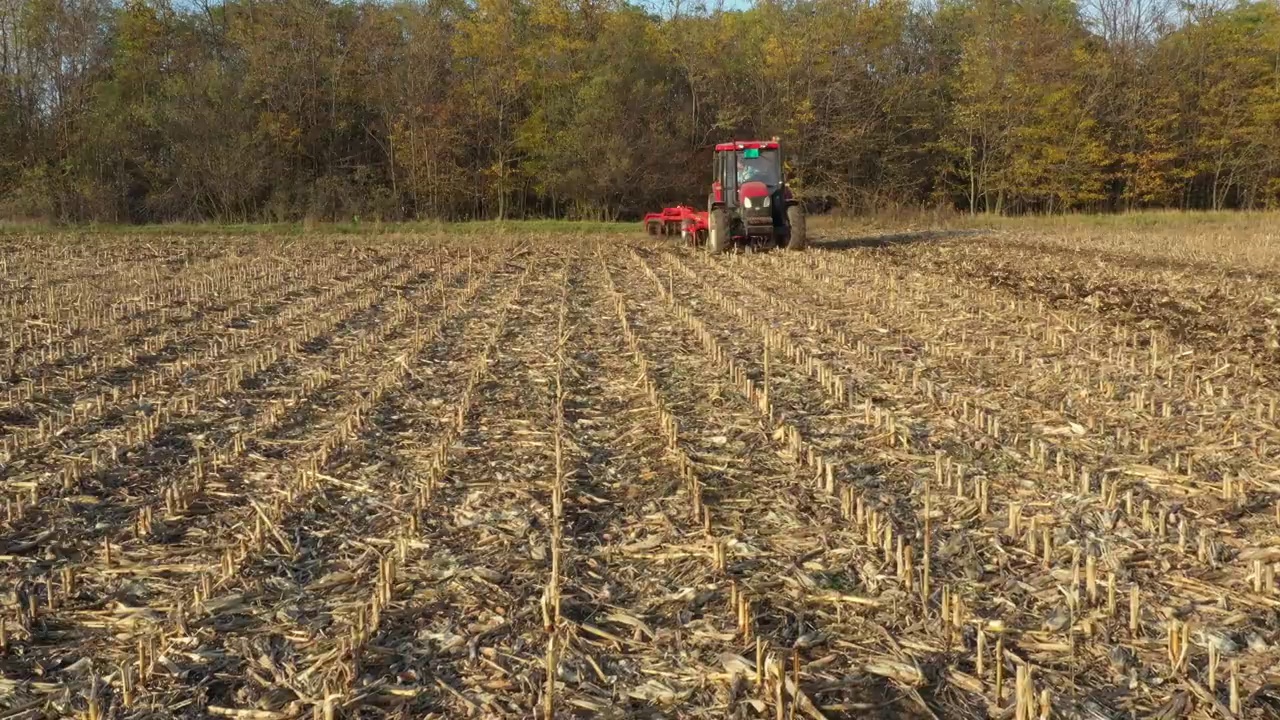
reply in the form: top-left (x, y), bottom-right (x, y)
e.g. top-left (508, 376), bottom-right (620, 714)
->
top-left (744, 196), bottom-right (771, 210)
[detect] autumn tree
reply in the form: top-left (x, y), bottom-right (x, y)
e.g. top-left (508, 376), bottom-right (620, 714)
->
top-left (0, 0), bottom-right (1277, 222)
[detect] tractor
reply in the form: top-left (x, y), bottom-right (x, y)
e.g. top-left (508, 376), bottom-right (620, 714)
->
top-left (706, 139), bottom-right (805, 253)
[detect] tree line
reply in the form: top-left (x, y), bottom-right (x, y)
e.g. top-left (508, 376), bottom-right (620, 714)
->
top-left (1, 0), bottom-right (1277, 223)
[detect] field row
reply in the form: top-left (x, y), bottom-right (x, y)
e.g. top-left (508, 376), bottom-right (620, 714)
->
top-left (0, 232), bottom-right (1277, 719)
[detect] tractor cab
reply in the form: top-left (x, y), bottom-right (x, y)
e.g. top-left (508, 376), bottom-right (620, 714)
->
top-left (707, 139), bottom-right (805, 253)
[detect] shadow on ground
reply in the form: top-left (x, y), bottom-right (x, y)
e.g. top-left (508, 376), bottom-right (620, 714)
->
top-left (812, 228), bottom-right (983, 250)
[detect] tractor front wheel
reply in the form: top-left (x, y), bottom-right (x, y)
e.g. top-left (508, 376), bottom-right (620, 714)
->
top-left (708, 208), bottom-right (729, 254)
top-left (785, 205), bottom-right (807, 250)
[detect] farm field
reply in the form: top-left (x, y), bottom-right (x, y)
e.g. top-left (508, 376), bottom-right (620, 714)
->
top-left (2, 223), bottom-right (1280, 719)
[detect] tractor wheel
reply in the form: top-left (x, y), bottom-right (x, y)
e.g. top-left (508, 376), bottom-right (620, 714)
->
top-left (646, 221), bottom-right (660, 236)
top-left (708, 208), bottom-right (729, 254)
top-left (785, 205), bottom-right (807, 250)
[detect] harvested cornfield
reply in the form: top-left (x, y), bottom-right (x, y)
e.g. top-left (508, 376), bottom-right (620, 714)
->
top-left (2, 228), bottom-right (1279, 719)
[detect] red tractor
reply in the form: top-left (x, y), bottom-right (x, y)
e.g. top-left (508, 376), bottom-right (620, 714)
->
top-left (706, 139), bottom-right (805, 253)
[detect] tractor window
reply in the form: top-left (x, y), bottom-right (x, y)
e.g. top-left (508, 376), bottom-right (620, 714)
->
top-left (737, 149), bottom-right (780, 185)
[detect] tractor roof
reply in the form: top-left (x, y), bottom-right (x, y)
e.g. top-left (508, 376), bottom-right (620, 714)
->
top-left (714, 140), bottom-right (779, 152)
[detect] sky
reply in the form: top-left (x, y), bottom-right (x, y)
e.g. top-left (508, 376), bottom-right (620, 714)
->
top-left (168, 0), bottom-right (760, 16)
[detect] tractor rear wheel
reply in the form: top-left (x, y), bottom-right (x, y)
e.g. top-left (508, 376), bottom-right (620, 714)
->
top-left (708, 208), bottom-right (729, 254)
top-left (785, 205), bottom-right (807, 250)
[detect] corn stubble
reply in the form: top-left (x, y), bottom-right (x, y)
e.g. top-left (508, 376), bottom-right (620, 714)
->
top-left (0, 228), bottom-right (1276, 719)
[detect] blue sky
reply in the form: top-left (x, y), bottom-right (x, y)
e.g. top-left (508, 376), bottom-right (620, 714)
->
top-left (169, 0), bottom-right (759, 16)
top-left (634, 0), bottom-right (756, 16)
